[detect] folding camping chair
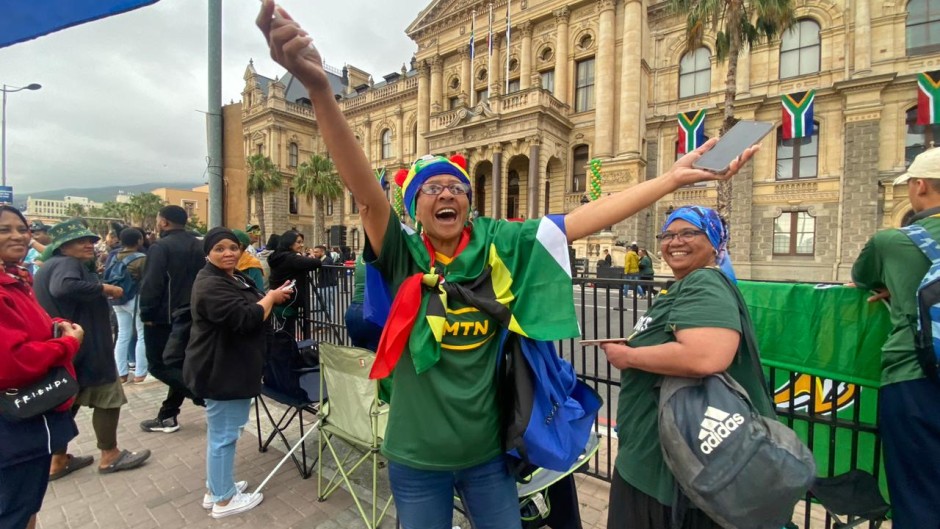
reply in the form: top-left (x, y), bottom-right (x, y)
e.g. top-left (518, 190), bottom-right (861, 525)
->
top-left (452, 433), bottom-right (602, 528)
top-left (810, 469), bottom-right (890, 528)
top-left (255, 337), bottom-right (323, 479)
top-left (316, 342), bottom-right (393, 529)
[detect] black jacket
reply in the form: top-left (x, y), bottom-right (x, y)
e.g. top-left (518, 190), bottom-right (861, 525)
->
top-left (316, 254), bottom-right (339, 288)
top-left (183, 264), bottom-right (268, 400)
top-left (33, 256), bottom-right (117, 387)
top-left (139, 229), bottom-right (204, 325)
top-left (268, 250), bottom-right (320, 310)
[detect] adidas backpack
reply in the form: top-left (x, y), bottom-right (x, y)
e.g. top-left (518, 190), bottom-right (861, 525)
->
top-left (658, 373), bottom-right (816, 529)
top-left (900, 223), bottom-right (940, 382)
top-left (103, 252), bottom-right (145, 306)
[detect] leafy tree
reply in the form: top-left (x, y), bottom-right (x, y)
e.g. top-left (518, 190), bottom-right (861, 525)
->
top-left (669, 0), bottom-right (795, 217)
top-left (246, 154), bottom-right (283, 241)
top-left (187, 214), bottom-right (208, 235)
top-left (295, 154), bottom-right (342, 246)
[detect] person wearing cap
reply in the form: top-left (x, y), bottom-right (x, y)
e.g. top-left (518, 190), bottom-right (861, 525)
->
top-left (33, 219), bottom-right (152, 480)
top-left (182, 227), bottom-right (291, 518)
top-left (23, 221), bottom-right (51, 274)
top-left (232, 229), bottom-right (264, 290)
top-left (257, 6), bottom-right (758, 526)
top-left (245, 224), bottom-right (262, 256)
top-left (851, 147), bottom-right (940, 527)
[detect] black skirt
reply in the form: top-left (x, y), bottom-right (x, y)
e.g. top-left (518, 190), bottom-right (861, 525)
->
top-left (607, 471), bottom-right (722, 529)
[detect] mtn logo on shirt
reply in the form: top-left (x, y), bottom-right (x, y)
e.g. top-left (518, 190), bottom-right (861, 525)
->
top-left (698, 406), bottom-right (745, 455)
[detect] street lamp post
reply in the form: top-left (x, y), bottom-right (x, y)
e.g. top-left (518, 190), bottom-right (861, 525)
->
top-left (1, 82), bottom-right (42, 187)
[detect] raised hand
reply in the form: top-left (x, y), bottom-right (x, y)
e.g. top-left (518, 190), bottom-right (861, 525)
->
top-left (256, 0), bottom-right (331, 94)
top-left (667, 137), bottom-right (761, 189)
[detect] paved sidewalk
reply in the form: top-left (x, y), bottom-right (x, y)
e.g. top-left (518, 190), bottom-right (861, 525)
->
top-left (35, 377), bottom-right (617, 529)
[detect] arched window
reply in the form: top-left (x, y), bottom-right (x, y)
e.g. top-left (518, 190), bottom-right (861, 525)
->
top-left (907, 105), bottom-right (940, 165)
top-left (572, 145), bottom-right (589, 193)
top-left (288, 142), bottom-right (298, 168)
top-left (679, 48), bottom-right (711, 98)
top-left (907, 0), bottom-right (940, 55)
top-left (507, 171), bottom-right (520, 219)
top-left (780, 19), bottom-right (821, 79)
top-left (776, 123), bottom-right (819, 180)
top-left (381, 129), bottom-right (392, 159)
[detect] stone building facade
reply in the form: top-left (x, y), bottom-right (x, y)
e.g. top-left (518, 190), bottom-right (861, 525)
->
top-left (225, 0), bottom-right (938, 281)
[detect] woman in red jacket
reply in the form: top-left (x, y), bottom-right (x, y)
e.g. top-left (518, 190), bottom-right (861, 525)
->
top-left (0, 205), bottom-right (85, 529)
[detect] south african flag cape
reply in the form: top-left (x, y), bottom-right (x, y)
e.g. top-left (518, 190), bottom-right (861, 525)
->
top-left (677, 110), bottom-right (706, 154)
top-left (364, 212), bottom-right (580, 378)
top-left (781, 90), bottom-right (815, 140)
top-left (917, 70), bottom-right (940, 125)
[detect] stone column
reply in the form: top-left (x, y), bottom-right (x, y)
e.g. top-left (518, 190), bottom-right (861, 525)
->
top-left (429, 56), bottom-right (443, 113)
top-left (416, 62), bottom-right (429, 156)
top-left (553, 7), bottom-right (570, 105)
top-left (395, 105), bottom-right (404, 162)
top-left (618, 0), bottom-right (642, 156)
top-left (595, 0), bottom-right (617, 158)
top-left (492, 146), bottom-right (503, 220)
top-left (460, 47), bottom-right (471, 106)
top-left (736, 42), bottom-right (751, 96)
top-left (841, 115), bottom-right (881, 263)
top-left (520, 21), bottom-right (534, 90)
top-left (489, 33), bottom-right (500, 95)
top-left (528, 139), bottom-right (540, 218)
top-left (363, 117), bottom-right (372, 162)
top-left (854, 0), bottom-right (871, 75)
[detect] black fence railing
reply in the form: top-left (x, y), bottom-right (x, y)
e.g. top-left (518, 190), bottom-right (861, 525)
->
top-left (295, 266), bottom-right (887, 528)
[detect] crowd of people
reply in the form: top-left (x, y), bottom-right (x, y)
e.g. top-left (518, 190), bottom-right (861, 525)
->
top-left (1, 2), bottom-right (937, 528)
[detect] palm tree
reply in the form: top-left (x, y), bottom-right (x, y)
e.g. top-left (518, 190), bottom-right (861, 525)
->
top-left (246, 154), bottom-right (283, 241)
top-left (295, 154), bottom-right (343, 245)
top-left (127, 192), bottom-right (167, 231)
top-left (669, 0), bottom-right (795, 217)
top-left (64, 203), bottom-right (87, 218)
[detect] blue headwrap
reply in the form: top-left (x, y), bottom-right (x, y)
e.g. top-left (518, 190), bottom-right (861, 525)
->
top-left (663, 205), bottom-right (736, 282)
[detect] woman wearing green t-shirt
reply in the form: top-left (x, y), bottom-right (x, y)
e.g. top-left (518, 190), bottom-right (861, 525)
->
top-left (601, 206), bottom-right (775, 529)
top-left (256, 6), bottom-right (759, 527)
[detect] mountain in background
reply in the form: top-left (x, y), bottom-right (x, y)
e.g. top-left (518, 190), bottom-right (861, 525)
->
top-left (15, 182), bottom-right (204, 208)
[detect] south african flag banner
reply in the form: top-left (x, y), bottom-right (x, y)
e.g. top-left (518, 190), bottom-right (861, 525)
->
top-left (917, 70), bottom-right (940, 125)
top-left (781, 90), bottom-right (815, 140)
top-left (677, 109), bottom-right (706, 155)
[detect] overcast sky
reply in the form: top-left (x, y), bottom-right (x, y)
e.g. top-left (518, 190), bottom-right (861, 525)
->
top-left (0, 0), bottom-right (428, 195)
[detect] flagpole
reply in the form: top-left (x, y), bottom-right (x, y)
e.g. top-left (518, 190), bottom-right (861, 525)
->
top-left (505, 0), bottom-right (511, 95)
top-left (470, 9), bottom-right (476, 106)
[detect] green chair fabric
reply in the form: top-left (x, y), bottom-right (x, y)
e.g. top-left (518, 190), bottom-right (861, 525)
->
top-left (317, 342), bottom-right (393, 529)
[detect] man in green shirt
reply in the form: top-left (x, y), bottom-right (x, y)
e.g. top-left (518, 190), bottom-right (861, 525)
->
top-left (851, 147), bottom-right (940, 528)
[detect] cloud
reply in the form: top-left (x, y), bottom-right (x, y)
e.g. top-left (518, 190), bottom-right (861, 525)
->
top-left (0, 0), bottom-right (425, 195)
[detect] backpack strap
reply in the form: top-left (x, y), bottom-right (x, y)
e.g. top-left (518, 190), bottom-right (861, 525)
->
top-left (900, 224), bottom-right (940, 263)
top-left (710, 269), bottom-right (774, 406)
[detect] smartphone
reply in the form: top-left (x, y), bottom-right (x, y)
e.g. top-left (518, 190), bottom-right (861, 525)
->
top-left (579, 338), bottom-right (628, 346)
top-left (53, 323), bottom-right (62, 339)
top-left (281, 279), bottom-right (296, 291)
top-left (692, 120), bottom-right (774, 173)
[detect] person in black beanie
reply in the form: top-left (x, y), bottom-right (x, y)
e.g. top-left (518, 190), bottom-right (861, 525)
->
top-left (138, 205), bottom-right (206, 433)
top-left (183, 227), bottom-right (290, 517)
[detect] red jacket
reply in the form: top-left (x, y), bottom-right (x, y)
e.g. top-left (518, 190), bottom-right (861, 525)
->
top-left (0, 272), bottom-right (79, 412)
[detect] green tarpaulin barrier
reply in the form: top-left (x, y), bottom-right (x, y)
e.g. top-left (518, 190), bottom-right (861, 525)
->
top-left (738, 281), bottom-right (891, 388)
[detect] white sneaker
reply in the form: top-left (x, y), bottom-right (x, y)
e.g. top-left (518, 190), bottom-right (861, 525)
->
top-left (210, 491), bottom-right (263, 519)
top-left (202, 481), bottom-right (248, 509)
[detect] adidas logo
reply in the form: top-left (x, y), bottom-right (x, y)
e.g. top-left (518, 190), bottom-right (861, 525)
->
top-left (698, 406), bottom-right (745, 455)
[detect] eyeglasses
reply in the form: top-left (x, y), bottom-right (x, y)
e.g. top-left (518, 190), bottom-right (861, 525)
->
top-left (419, 182), bottom-right (471, 196)
top-left (656, 229), bottom-right (706, 243)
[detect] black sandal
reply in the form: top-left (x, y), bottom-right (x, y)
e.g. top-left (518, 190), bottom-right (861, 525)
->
top-left (98, 449), bottom-right (151, 474)
top-left (49, 454), bottom-right (94, 481)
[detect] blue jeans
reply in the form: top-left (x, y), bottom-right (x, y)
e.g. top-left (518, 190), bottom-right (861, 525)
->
top-left (389, 456), bottom-right (522, 529)
top-left (113, 298), bottom-right (147, 377)
top-left (205, 399), bottom-right (251, 502)
top-left (318, 286), bottom-right (337, 322)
